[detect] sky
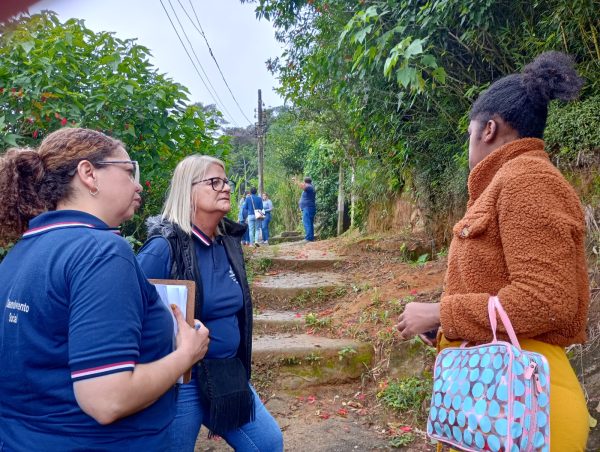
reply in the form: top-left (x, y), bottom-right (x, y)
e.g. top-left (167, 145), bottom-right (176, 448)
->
top-left (29, 0), bottom-right (285, 128)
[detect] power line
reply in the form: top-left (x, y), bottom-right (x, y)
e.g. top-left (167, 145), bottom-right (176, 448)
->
top-left (181, 0), bottom-right (254, 125)
top-left (159, 0), bottom-right (239, 126)
top-left (167, 0), bottom-right (237, 123)
top-left (166, 0), bottom-right (238, 126)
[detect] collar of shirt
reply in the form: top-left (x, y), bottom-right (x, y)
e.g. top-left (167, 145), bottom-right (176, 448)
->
top-left (191, 224), bottom-right (214, 247)
top-left (23, 210), bottom-right (120, 239)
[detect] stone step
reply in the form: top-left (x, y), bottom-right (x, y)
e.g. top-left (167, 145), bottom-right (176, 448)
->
top-left (280, 231), bottom-right (303, 238)
top-left (254, 310), bottom-right (305, 334)
top-left (253, 248), bottom-right (344, 271)
top-left (269, 233), bottom-right (320, 244)
top-left (387, 339), bottom-right (436, 379)
top-left (251, 271), bottom-right (347, 309)
top-left (252, 333), bottom-right (372, 390)
top-left (269, 235), bottom-right (303, 244)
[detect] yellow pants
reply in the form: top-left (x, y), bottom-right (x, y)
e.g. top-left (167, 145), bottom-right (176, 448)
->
top-left (438, 336), bottom-right (589, 451)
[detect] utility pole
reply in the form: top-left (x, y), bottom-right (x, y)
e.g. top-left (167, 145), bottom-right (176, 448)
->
top-left (256, 89), bottom-right (264, 195)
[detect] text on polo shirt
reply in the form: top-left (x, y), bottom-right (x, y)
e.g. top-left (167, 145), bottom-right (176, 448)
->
top-left (5, 299), bottom-right (30, 324)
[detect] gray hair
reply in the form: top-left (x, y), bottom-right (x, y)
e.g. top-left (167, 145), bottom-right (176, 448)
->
top-left (161, 154), bottom-right (225, 234)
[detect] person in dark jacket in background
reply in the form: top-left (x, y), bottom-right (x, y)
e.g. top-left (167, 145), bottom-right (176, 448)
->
top-left (293, 176), bottom-right (316, 241)
top-left (137, 155), bottom-right (282, 452)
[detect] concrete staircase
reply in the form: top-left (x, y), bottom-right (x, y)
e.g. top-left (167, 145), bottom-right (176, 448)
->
top-left (194, 240), bottom-right (437, 451)
top-left (249, 244), bottom-right (373, 391)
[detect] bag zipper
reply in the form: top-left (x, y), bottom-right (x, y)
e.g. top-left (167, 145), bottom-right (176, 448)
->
top-left (524, 361), bottom-right (541, 449)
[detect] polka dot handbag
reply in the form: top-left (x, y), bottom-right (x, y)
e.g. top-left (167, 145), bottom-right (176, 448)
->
top-left (427, 296), bottom-right (550, 451)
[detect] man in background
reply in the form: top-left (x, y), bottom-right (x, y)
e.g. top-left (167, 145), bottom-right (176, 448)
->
top-left (293, 176), bottom-right (316, 242)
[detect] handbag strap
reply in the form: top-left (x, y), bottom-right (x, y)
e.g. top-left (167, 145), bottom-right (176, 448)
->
top-left (488, 296), bottom-right (521, 349)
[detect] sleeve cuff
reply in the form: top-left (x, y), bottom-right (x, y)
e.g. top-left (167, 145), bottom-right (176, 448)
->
top-left (71, 361), bottom-right (136, 381)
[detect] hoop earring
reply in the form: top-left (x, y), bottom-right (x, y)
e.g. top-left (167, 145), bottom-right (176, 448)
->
top-left (89, 186), bottom-right (99, 197)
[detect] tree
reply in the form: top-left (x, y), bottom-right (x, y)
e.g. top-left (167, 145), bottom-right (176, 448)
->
top-left (0, 11), bottom-right (226, 238)
top-left (191, 101), bottom-right (230, 134)
top-left (225, 124), bottom-right (258, 194)
top-left (242, 0), bottom-right (599, 241)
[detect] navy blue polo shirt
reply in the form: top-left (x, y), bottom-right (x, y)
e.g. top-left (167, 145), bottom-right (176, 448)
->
top-left (137, 225), bottom-right (243, 359)
top-left (0, 210), bottom-right (175, 451)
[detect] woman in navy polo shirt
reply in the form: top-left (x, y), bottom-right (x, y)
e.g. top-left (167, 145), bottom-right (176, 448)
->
top-left (0, 128), bottom-right (209, 451)
top-left (137, 155), bottom-right (283, 452)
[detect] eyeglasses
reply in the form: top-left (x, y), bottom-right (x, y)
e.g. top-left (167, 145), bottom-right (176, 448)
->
top-left (192, 177), bottom-right (234, 191)
top-left (96, 160), bottom-right (140, 184)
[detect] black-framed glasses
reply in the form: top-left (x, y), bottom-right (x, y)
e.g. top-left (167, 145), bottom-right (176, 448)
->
top-left (96, 160), bottom-right (140, 184)
top-left (192, 177), bottom-right (234, 191)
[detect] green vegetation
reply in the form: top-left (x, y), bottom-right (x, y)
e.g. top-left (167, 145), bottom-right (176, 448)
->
top-left (337, 346), bottom-right (357, 361)
top-left (377, 377), bottom-right (432, 414)
top-left (305, 312), bottom-right (332, 328)
top-left (0, 11), bottom-right (225, 242)
top-left (2, 5), bottom-right (598, 256)
top-left (244, 256), bottom-right (273, 285)
top-left (237, 0), bottom-right (599, 244)
top-left (388, 432), bottom-right (415, 448)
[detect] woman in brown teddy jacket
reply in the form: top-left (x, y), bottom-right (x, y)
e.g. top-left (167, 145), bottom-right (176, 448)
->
top-left (397, 51), bottom-right (590, 450)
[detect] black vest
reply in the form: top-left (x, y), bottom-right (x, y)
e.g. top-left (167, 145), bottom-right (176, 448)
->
top-left (143, 216), bottom-right (253, 380)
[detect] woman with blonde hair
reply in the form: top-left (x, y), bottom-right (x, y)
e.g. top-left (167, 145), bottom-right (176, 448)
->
top-left (0, 128), bottom-right (209, 451)
top-left (137, 155), bottom-right (283, 452)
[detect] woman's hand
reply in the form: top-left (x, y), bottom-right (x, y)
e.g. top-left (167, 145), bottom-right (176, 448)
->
top-left (74, 306), bottom-right (210, 425)
top-left (172, 305), bottom-right (209, 364)
top-left (396, 302), bottom-right (440, 341)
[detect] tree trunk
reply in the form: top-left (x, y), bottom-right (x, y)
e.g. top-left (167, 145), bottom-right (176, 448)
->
top-left (350, 164), bottom-right (356, 228)
top-left (337, 162), bottom-right (345, 236)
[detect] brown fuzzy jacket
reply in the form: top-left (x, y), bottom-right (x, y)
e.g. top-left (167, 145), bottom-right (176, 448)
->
top-left (440, 138), bottom-right (589, 346)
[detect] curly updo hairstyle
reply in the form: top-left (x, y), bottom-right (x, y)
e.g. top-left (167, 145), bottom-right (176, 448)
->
top-left (470, 51), bottom-right (584, 138)
top-left (0, 128), bottom-right (124, 246)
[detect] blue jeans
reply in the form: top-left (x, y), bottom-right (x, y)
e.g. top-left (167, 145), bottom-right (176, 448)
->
top-left (247, 216), bottom-right (263, 244)
top-left (168, 378), bottom-right (282, 452)
top-left (242, 221), bottom-right (250, 244)
top-left (302, 207), bottom-right (316, 241)
top-left (261, 213), bottom-right (271, 242)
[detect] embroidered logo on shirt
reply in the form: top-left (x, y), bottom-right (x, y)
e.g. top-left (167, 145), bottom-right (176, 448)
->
top-left (228, 266), bottom-right (239, 284)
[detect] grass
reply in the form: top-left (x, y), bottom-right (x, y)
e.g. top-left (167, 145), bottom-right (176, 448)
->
top-left (245, 256), bottom-right (273, 284)
top-left (377, 377), bottom-right (433, 416)
top-left (338, 346), bottom-right (357, 361)
top-left (389, 433), bottom-right (415, 448)
top-left (305, 312), bottom-right (332, 328)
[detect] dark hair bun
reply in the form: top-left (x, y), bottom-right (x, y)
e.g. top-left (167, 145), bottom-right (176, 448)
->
top-left (522, 51), bottom-right (583, 106)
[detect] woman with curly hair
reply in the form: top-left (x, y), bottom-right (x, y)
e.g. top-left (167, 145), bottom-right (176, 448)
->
top-left (0, 128), bottom-right (209, 451)
top-left (397, 52), bottom-right (590, 449)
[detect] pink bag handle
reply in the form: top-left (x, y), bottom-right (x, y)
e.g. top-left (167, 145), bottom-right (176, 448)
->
top-left (488, 296), bottom-right (521, 349)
